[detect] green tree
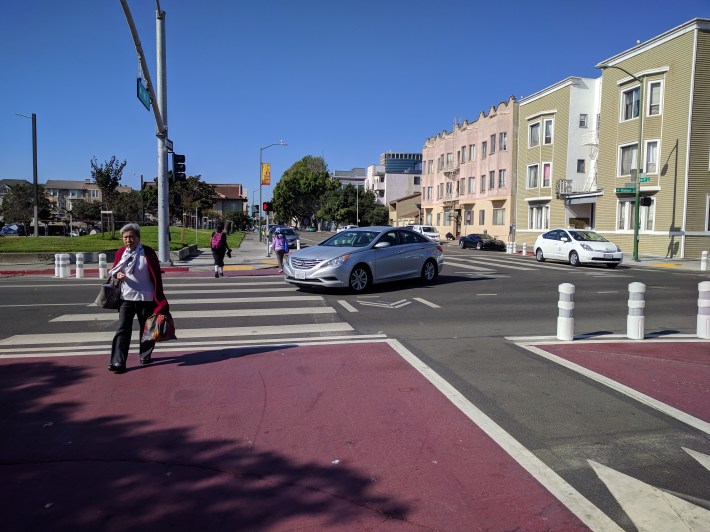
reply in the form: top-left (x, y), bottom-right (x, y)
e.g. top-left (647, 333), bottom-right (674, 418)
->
top-left (316, 184), bottom-right (386, 227)
top-left (114, 190), bottom-right (143, 222)
top-left (90, 155), bottom-right (127, 235)
top-left (272, 156), bottom-right (338, 228)
top-left (224, 209), bottom-right (249, 231)
top-left (142, 180), bottom-right (158, 217)
top-left (0, 182), bottom-right (52, 234)
top-left (71, 199), bottom-right (101, 232)
top-left (169, 175), bottom-right (215, 239)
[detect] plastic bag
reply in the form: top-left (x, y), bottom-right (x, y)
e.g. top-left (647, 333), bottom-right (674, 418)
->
top-left (141, 313), bottom-right (177, 343)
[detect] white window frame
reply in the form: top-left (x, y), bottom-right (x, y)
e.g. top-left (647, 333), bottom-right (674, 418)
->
top-left (528, 204), bottom-right (550, 230)
top-left (543, 119), bottom-right (554, 145)
top-left (527, 164), bottom-right (539, 189)
top-left (470, 144), bottom-right (476, 161)
top-left (468, 176), bottom-right (475, 194)
top-left (618, 142), bottom-right (638, 177)
top-left (479, 209), bottom-right (485, 225)
top-left (480, 174), bottom-right (486, 193)
top-left (498, 169), bottom-right (506, 188)
top-left (542, 162), bottom-right (552, 188)
top-left (647, 80), bottom-right (663, 117)
top-left (489, 171), bottom-right (495, 190)
top-left (426, 212), bottom-right (432, 225)
top-left (617, 198), bottom-right (655, 231)
top-left (529, 122), bottom-right (540, 148)
top-left (577, 159), bottom-right (586, 173)
top-left (492, 208), bottom-right (505, 225)
top-left (621, 85), bottom-right (641, 122)
top-left (579, 114), bottom-right (588, 128)
top-left (465, 209), bottom-right (472, 225)
top-left (645, 139), bottom-right (659, 175)
top-left (499, 132), bottom-right (507, 151)
top-left (490, 134), bottom-right (496, 154)
top-left (481, 141), bottom-right (488, 159)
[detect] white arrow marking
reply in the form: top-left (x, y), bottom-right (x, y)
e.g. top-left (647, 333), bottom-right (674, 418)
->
top-left (589, 460), bottom-right (710, 530)
top-left (413, 297), bottom-right (440, 308)
top-left (684, 448), bottom-right (710, 473)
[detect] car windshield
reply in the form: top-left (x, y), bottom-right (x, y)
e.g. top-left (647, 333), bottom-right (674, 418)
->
top-left (321, 231), bottom-right (379, 247)
top-left (421, 227), bottom-right (436, 232)
top-left (280, 228), bottom-right (296, 236)
top-left (569, 230), bottom-right (608, 242)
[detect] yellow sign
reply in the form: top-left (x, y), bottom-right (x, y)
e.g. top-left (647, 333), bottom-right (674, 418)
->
top-left (261, 163), bottom-right (271, 185)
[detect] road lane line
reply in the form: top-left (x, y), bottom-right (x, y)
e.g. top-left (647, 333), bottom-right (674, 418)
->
top-left (413, 297), bottom-right (440, 308)
top-left (338, 300), bottom-right (358, 312)
top-left (51, 306), bottom-right (337, 322)
top-left (446, 259), bottom-right (534, 271)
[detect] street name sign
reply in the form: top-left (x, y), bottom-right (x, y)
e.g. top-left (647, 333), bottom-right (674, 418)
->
top-left (616, 187), bottom-right (636, 193)
top-left (640, 177), bottom-right (651, 183)
top-left (136, 78), bottom-right (151, 111)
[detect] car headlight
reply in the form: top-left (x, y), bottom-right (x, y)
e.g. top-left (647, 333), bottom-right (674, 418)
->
top-left (616, 246), bottom-right (622, 252)
top-left (581, 244), bottom-right (593, 251)
top-left (320, 253), bottom-right (350, 269)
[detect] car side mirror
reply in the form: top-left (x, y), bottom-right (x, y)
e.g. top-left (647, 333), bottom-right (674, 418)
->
top-left (374, 242), bottom-right (390, 249)
top-left (560, 237), bottom-right (569, 243)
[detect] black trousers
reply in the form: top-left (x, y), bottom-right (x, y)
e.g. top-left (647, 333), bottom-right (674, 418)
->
top-left (110, 299), bottom-right (157, 366)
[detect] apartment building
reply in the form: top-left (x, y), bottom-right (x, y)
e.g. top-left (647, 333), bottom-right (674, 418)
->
top-left (515, 78), bottom-right (601, 241)
top-left (44, 179), bottom-right (131, 213)
top-left (365, 152), bottom-right (422, 206)
top-left (422, 96), bottom-right (518, 240)
top-left (210, 184), bottom-right (247, 214)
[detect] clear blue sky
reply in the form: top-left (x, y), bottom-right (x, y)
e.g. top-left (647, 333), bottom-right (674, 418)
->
top-left (1, 1), bottom-right (707, 203)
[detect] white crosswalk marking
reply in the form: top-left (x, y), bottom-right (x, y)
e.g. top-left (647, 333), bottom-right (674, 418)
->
top-left (52, 306), bottom-right (337, 322)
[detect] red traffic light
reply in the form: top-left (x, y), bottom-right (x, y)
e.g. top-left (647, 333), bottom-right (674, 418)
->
top-left (262, 202), bottom-right (272, 212)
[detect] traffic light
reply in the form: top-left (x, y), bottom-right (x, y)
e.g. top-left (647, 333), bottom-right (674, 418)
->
top-left (172, 153), bottom-right (186, 181)
top-left (262, 201), bottom-right (273, 213)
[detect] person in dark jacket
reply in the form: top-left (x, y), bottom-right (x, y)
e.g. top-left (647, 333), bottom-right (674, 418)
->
top-left (210, 223), bottom-right (230, 278)
top-left (107, 223), bottom-right (169, 373)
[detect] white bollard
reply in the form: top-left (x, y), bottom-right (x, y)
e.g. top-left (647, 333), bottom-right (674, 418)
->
top-left (98, 253), bottom-right (107, 279)
top-left (58, 253), bottom-right (70, 279)
top-left (522, 242), bottom-right (527, 256)
top-left (701, 251), bottom-right (708, 272)
top-left (557, 283), bottom-right (575, 341)
top-left (506, 241), bottom-right (512, 254)
top-left (698, 281), bottom-right (710, 339)
top-left (627, 282), bottom-right (646, 340)
top-left (55, 253), bottom-right (61, 277)
top-left (296, 239), bottom-right (301, 250)
top-left (75, 253), bottom-right (84, 279)
top-left (512, 241), bottom-right (517, 254)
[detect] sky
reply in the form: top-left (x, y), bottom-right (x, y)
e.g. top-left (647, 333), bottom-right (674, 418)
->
top-left (1, 0), bottom-right (708, 204)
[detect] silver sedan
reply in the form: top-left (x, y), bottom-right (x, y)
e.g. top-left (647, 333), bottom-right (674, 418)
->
top-left (283, 226), bottom-right (444, 292)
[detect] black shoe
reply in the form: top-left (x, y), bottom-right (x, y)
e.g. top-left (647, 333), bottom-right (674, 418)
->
top-left (108, 364), bottom-right (126, 374)
top-left (215, 272), bottom-right (219, 278)
top-left (139, 357), bottom-right (152, 365)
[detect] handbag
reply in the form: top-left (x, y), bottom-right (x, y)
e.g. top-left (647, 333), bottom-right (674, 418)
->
top-left (141, 313), bottom-right (177, 343)
top-left (94, 278), bottom-right (122, 309)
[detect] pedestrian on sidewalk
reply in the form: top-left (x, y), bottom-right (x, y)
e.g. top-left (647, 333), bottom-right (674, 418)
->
top-left (272, 227), bottom-right (289, 272)
top-left (108, 223), bottom-right (169, 373)
top-left (210, 223), bottom-right (230, 278)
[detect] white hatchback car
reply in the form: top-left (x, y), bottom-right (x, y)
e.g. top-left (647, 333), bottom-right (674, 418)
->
top-left (406, 225), bottom-right (440, 242)
top-left (534, 229), bottom-right (623, 268)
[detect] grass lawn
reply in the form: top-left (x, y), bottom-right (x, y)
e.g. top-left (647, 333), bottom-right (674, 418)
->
top-left (0, 226), bottom-right (245, 253)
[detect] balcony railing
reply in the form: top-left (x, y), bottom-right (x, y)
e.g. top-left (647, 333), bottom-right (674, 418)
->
top-left (581, 131), bottom-right (599, 146)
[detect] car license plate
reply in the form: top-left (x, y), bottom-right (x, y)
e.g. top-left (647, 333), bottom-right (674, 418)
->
top-left (295, 270), bottom-right (306, 279)
top-left (604, 253), bottom-right (612, 260)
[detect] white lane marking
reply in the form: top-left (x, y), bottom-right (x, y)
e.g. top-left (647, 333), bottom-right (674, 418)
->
top-left (168, 296), bottom-right (322, 304)
top-left (589, 460), bottom-right (710, 530)
top-left (476, 256), bottom-right (573, 271)
top-left (51, 307), bottom-right (337, 322)
top-left (0, 323), bottom-right (353, 346)
top-left (596, 291), bottom-right (619, 294)
top-left (338, 300), bottom-right (358, 312)
top-left (166, 287), bottom-right (294, 294)
top-left (517, 343), bottom-right (710, 436)
top-left (446, 259), bottom-right (533, 271)
top-left (413, 298), bottom-right (440, 308)
top-left (443, 261), bottom-right (497, 272)
top-left (684, 447), bottom-right (710, 472)
top-left (0, 303), bottom-right (91, 308)
top-left (477, 293), bottom-right (498, 296)
top-left (385, 338), bottom-right (621, 531)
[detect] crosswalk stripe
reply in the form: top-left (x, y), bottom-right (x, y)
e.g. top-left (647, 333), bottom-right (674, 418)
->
top-left (166, 287), bottom-right (294, 294)
top-left (52, 306), bottom-right (337, 322)
top-left (168, 295), bottom-right (323, 304)
top-left (443, 260), bottom-right (496, 272)
top-left (447, 259), bottom-right (532, 271)
top-left (0, 323), bottom-right (354, 346)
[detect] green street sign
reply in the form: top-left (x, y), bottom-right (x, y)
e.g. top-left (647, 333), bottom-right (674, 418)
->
top-left (616, 187), bottom-right (636, 193)
top-left (640, 177), bottom-right (651, 183)
top-left (136, 78), bottom-right (151, 111)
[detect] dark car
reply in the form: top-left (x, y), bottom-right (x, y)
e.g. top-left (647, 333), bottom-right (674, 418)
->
top-left (458, 233), bottom-right (506, 251)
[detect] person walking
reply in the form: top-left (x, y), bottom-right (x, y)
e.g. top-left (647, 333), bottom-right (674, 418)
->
top-left (272, 227), bottom-right (288, 272)
top-left (210, 223), bottom-right (230, 278)
top-left (108, 223), bottom-right (169, 373)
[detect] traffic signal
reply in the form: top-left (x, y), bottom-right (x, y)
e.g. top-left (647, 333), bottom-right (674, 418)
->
top-left (262, 201), bottom-right (273, 213)
top-left (172, 153), bottom-right (186, 181)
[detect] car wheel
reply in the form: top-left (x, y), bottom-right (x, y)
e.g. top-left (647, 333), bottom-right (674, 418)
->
top-left (569, 251), bottom-right (580, 267)
top-left (535, 248), bottom-right (545, 262)
top-left (458, 240), bottom-right (465, 249)
top-left (476, 242), bottom-right (482, 250)
top-left (606, 263), bottom-right (619, 269)
top-left (421, 259), bottom-right (438, 282)
top-left (349, 265), bottom-right (371, 293)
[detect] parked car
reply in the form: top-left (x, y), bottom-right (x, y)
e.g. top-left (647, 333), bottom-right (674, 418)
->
top-left (458, 233), bottom-right (506, 251)
top-left (337, 224), bottom-right (359, 232)
top-left (406, 225), bottom-right (440, 242)
top-left (283, 226), bottom-right (444, 292)
top-left (534, 229), bottom-right (623, 268)
top-left (0, 223), bottom-right (26, 236)
top-left (279, 227), bottom-right (299, 248)
top-left (305, 227), bottom-right (317, 232)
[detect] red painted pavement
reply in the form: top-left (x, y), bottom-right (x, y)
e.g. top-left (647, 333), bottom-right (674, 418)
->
top-left (538, 341), bottom-right (710, 423)
top-left (0, 342), bottom-right (587, 531)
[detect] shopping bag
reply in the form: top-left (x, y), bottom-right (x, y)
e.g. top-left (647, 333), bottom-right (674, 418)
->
top-left (141, 313), bottom-right (177, 343)
top-left (94, 278), bottom-right (122, 309)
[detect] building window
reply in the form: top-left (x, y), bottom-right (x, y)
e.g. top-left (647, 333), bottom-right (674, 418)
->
top-left (436, 212), bottom-right (440, 225)
top-left (529, 122), bottom-right (540, 147)
top-left (413, 176), bottom-right (421, 185)
top-left (459, 178), bottom-right (465, 195)
top-left (465, 209), bottom-right (472, 225)
top-left (446, 152), bottom-right (453, 164)
top-left (645, 140), bottom-right (659, 174)
top-left (543, 119), bottom-right (554, 145)
top-left (498, 169), bottom-right (506, 188)
top-left (577, 160), bottom-right (586, 173)
top-left (542, 163), bottom-right (551, 188)
top-left (482, 141), bottom-right (487, 159)
top-left (529, 204), bottom-right (550, 229)
top-left (489, 171), bottom-right (495, 190)
top-left (444, 211), bottom-right (453, 225)
top-left (622, 86), bottom-right (641, 121)
top-left (479, 209), bottom-right (485, 225)
top-left (490, 134), bottom-right (496, 154)
top-left (480, 174), bottom-right (486, 193)
top-left (470, 144), bottom-right (476, 161)
top-left (527, 164), bottom-right (539, 188)
top-left (499, 132), bottom-right (507, 151)
top-left (428, 160), bottom-right (433, 174)
top-left (426, 212), bottom-right (432, 225)
top-left (468, 176), bottom-right (475, 194)
top-left (617, 199), bottom-right (654, 231)
top-left (492, 208), bottom-right (505, 225)
top-left (619, 143), bottom-right (638, 176)
top-left (445, 181), bottom-right (453, 196)
top-left (648, 80), bottom-right (663, 116)
top-left (460, 147), bottom-right (466, 163)
top-left (579, 114), bottom-right (588, 128)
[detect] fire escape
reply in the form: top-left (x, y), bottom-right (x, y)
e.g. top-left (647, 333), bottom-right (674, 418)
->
top-left (442, 160), bottom-right (460, 212)
top-left (555, 130), bottom-right (602, 200)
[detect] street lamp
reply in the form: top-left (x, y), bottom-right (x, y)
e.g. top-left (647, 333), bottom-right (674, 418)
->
top-left (15, 113), bottom-right (39, 237)
top-left (600, 64), bottom-right (645, 261)
top-left (259, 140), bottom-right (287, 241)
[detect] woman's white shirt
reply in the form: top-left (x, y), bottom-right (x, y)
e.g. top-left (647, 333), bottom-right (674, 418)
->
top-left (120, 253), bottom-right (154, 301)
